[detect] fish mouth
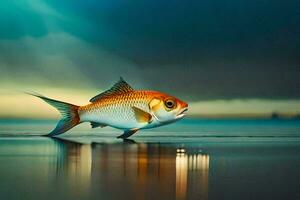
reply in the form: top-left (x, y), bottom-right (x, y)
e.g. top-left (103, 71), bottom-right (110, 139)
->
top-left (176, 107), bottom-right (188, 118)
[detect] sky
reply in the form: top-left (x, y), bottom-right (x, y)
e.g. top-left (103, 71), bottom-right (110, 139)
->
top-left (0, 0), bottom-right (300, 118)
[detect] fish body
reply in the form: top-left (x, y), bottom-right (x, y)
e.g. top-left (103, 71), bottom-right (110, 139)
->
top-left (30, 78), bottom-right (188, 139)
top-left (80, 91), bottom-right (158, 130)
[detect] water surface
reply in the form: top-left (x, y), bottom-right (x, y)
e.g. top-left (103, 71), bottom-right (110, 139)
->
top-left (0, 119), bottom-right (300, 200)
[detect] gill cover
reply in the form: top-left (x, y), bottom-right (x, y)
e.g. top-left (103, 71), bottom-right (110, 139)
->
top-left (149, 97), bottom-right (181, 123)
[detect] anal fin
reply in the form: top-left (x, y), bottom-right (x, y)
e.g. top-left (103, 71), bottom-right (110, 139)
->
top-left (117, 129), bottom-right (139, 139)
top-left (90, 122), bottom-right (107, 129)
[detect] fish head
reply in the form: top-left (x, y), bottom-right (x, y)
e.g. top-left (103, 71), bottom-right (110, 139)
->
top-left (149, 93), bottom-right (188, 124)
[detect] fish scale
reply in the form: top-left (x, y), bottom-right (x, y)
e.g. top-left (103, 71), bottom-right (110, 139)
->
top-left (79, 91), bottom-right (149, 127)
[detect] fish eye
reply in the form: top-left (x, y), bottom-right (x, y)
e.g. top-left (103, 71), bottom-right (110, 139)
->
top-left (165, 99), bottom-right (176, 109)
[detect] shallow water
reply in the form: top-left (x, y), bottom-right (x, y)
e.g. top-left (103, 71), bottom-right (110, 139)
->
top-left (0, 119), bottom-right (300, 200)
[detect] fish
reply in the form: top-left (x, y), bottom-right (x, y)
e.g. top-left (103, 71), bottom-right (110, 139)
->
top-left (29, 77), bottom-right (188, 139)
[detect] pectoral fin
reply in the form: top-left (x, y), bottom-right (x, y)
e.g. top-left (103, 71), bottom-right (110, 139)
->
top-left (117, 129), bottom-right (139, 139)
top-left (90, 122), bottom-right (107, 128)
top-left (132, 106), bottom-right (152, 123)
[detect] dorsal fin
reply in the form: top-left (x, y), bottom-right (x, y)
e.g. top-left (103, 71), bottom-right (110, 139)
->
top-left (90, 77), bottom-right (134, 102)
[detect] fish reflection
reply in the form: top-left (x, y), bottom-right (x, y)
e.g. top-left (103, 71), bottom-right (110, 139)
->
top-left (52, 138), bottom-right (209, 200)
top-left (54, 138), bottom-right (92, 198)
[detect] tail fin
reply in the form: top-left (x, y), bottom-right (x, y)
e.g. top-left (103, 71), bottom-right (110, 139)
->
top-left (29, 93), bottom-right (80, 137)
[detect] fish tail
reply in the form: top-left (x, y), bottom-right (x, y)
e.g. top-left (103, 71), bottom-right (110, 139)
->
top-left (28, 93), bottom-right (80, 137)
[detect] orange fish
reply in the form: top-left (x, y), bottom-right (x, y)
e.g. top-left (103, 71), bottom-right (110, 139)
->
top-left (30, 78), bottom-right (188, 139)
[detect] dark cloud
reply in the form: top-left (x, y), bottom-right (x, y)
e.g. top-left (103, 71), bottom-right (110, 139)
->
top-left (0, 0), bottom-right (299, 100)
top-left (45, 0), bottom-right (300, 60)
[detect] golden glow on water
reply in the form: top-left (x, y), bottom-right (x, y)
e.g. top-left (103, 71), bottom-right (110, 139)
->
top-left (138, 144), bottom-right (148, 184)
top-left (176, 152), bottom-right (188, 200)
top-left (188, 154), bottom-right (210, 171)
top-left (47, 139), bottom-right (211, 200)
top-left (176, 149), bottom-right (210, 200)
